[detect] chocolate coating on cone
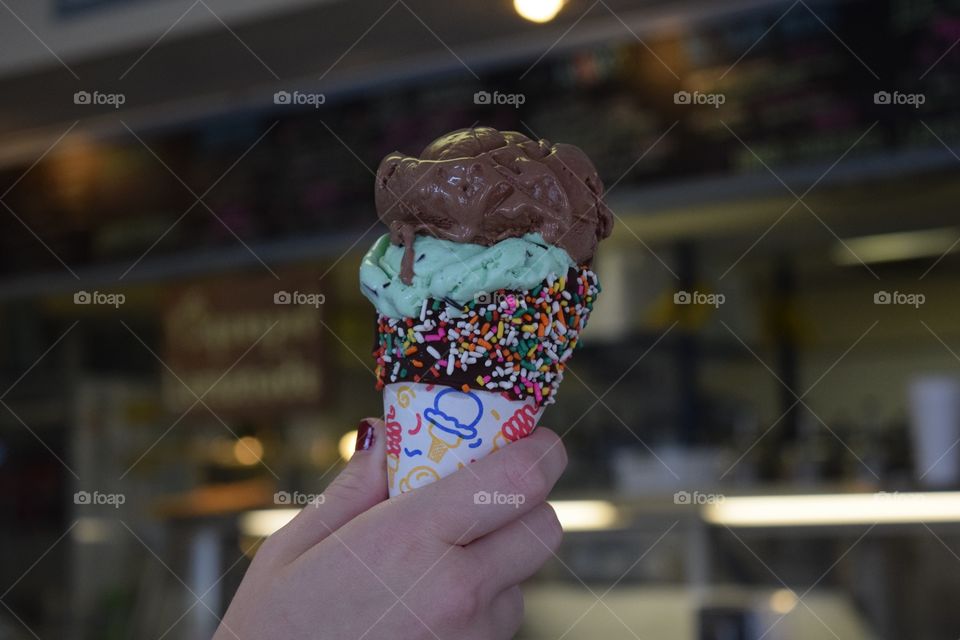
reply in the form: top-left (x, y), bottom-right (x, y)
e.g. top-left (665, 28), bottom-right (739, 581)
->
top-left (375, 127), bottom-right (613, 284)
top-left (372, 267), bottom-right (601, 408)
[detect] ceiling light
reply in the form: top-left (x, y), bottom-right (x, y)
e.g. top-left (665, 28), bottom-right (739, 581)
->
top-left (704, 492), bottom-right (960, 527)
top-left (514, 0), bottom-right (565, 23)
top-left (550, 500), bottom-right (620, 531)
top-left (833, 227), bottom-right (959, 265)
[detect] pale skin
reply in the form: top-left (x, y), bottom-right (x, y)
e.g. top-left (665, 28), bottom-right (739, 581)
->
top-left (214, 419), bottom-right (568, 640)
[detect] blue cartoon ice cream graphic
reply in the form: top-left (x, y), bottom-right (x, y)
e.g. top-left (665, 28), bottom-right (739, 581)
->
top-left (423, 388), bottom-right (484, 462)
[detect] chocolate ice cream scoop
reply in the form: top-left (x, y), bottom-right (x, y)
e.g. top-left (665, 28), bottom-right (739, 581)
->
top-left (374, 127), bottom-right (613, 284)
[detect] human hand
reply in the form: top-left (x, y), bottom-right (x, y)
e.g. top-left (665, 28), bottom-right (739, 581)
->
top-left (214, 418), bottom-right (567, 640)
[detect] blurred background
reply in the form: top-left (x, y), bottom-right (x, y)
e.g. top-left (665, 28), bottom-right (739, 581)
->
top-left (1, 0), bottom-right (960, 638)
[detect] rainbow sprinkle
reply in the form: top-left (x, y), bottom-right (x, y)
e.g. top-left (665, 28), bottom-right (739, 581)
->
top-left (372, 267), bottom-right (600, 407)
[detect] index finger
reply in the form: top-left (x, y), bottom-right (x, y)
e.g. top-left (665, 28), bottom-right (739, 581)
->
top-left (393, 427), bottom-right (567, 545)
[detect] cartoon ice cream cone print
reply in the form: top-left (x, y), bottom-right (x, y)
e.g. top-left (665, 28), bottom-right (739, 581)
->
top-left (426, 422), bottom-right (461, 462)
top-left (423, 388), bottom-right (484, 464)
top-left (500, 404), bottom-right (539, 442)
top-left (385, 405), bottom-right (403, 492)
top-left (381, 382), bottom-right (545, 495)
top-left (398, 465), bottom-right (440, 493)
top-left (387, 453), bottom-right (399, 492)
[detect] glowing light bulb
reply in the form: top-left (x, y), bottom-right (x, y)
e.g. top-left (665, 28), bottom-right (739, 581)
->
top-left (233, 436), bottom-right (264, 466)
top-left (769, 589), bottom-right (798, 614)
top-left (514, 0), bottom-right (565, 23)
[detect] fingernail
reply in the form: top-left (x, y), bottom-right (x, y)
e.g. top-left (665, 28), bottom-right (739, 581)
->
top-left (355, 420), bottom-right (376, 452)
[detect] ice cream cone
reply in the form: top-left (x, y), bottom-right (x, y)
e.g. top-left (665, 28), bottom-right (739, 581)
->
top-left (364, 128), bottom-right (608, 497)
top-left (426, 420), bottom-right (462, 462)
top-left (374, 268), bottom-right (600, 496)
top-left (383, 382), bottom-right (543, 496)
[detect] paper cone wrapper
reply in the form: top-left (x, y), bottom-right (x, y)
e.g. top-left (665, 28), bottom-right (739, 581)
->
top-left (383, 382), bottom-right (543, 496)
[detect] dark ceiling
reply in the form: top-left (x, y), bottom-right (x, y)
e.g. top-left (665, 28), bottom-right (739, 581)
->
top-left (0, 0), bottom-right (785, 155)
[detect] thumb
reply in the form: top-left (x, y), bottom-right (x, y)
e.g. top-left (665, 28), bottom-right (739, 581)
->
top-left (265, 418), bottom-right (387, 563)
top-left (321, 417), bottom-right (389, 520)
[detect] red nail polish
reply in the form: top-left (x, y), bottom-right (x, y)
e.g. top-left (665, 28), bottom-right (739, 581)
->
top-left (355, 420), bottom-right (376, 451)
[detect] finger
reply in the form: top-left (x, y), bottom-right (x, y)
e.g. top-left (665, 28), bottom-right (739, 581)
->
top-left (395, 428), bottom-right (567, 545)
top-left (487, 586), bottom-right (525, 640)
top-left (466, 502), bottom-right (563, 597)
top-left (264, 418), bottom-right (387, 563)
top-left (460, 586), bottom-right (524, 640)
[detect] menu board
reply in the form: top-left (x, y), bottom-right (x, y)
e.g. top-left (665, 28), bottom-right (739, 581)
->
top-left (161, 267), bottom-right (327, 418)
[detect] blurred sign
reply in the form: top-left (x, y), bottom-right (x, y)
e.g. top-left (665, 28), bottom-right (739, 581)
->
top-left (162, 268), bottom-right (327, 418)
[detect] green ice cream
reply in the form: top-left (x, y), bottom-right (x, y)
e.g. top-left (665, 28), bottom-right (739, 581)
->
top-left (360, 233), bottom-right (575, 318)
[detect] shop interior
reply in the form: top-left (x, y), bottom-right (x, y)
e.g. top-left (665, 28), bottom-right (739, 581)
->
top-left (2, 0), bottom-right (960, 638)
